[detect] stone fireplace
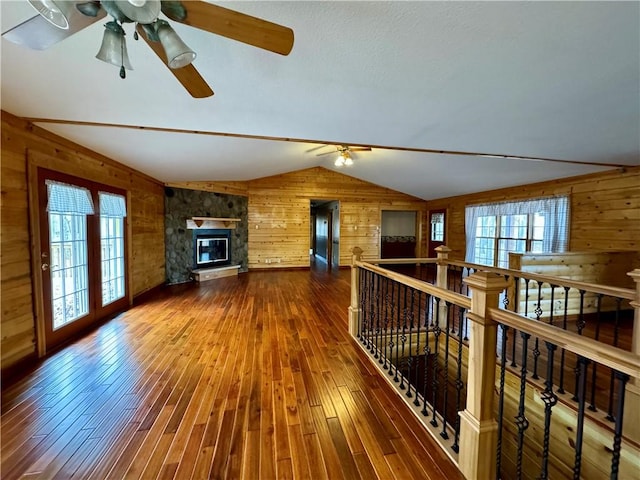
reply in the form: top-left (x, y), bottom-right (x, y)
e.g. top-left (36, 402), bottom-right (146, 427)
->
top-left (164, 187), bottom-right (248, 285)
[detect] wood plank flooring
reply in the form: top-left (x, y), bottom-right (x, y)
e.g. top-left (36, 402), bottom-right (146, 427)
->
top-left (1, 268), bottom-right (463, 479)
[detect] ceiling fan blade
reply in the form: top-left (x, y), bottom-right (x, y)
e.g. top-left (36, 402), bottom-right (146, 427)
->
top-left (306, 144), bottom-right (330, 153)
top-left (2, 9), bottom-right (105, 50)
top-left (168, 1), bottom-right (294, 56)
top-left (316, 150), bottom-right (338, 157)
top-left (349, 147), bottom-right (372, 152)
top-left (137, 24), bottom-right (213, 98)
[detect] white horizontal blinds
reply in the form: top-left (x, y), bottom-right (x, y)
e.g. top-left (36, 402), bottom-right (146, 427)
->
top-left (46, 180), bottom-right (94, 214)
top-left (465, 195), bottom-right (570, 262)
top-left (98, 191), bottom-right (127, 217)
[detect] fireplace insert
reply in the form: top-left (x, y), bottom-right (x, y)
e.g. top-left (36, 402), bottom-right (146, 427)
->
top-left (193, 231), bottom-right (231, 269)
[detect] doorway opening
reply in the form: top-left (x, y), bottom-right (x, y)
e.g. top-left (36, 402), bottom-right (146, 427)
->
top-left (381, 210), bottom-right (419, 259)
top-left (310, 199), bottom-right (340, 270)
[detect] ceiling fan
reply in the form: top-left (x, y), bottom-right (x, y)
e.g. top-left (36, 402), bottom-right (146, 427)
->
top-left (315, 145), bottom-right (372, 167)
top-left (2, 0), bottom-right (295, 98)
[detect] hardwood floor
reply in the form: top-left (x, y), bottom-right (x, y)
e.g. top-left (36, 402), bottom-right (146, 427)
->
top-left (1, 268), bottom-right (463, 479)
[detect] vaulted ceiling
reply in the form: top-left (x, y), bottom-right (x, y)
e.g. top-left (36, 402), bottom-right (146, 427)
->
top-left (2, 1), bottom-right (638, 200)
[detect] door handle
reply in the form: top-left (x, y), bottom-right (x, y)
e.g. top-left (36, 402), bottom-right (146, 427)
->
top-left (41, 263), bottom-right (49, 271)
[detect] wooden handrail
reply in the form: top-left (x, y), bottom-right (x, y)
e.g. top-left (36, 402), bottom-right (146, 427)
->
top-left (490, 307), bottom-right (640, 379)
top-left (356, 260), bottom-right (471, 309)
top-left (448, 260), bottom-right (636, 300)
top-left (363, 255), bottom-right (636, 300)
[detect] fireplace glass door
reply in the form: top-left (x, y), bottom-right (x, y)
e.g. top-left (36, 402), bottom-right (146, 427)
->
top-left (196, 237), bottom-right (228, 266)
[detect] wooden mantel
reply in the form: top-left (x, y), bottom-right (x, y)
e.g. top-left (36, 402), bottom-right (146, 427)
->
top-left (186, 217), bottom-right (241, 229)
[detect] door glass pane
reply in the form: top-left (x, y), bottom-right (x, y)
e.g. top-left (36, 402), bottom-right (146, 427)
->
top-left (49, 212), bottom-right (89, 329)
top-left (430, 212), bottom-right (445, 241)
top-left (101, 212), bottom-right (125, 306)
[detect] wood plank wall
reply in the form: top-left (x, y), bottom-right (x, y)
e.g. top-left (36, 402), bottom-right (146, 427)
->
top-left (173, 168), bottom-right (428, 269)
top-left (426, 166), bottom-right (640, 260)
top-left (246, 168), bottom-right (427, 269)
top-left (1, 111), bottom-right (166, 373)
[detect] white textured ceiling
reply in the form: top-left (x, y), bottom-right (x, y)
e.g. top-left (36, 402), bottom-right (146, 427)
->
top-left (2, 1), bottom-right (638, 200)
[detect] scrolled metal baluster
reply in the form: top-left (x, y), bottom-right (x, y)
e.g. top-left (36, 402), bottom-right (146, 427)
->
top-left (532, 280), bottom-right (543, 380)
top-left (515, 331), bottom-right (531, 480)
top-left (588, 294), bottom-right (604, 412)
top-left (557, 286), bottom-right (570, 394)
top-left (440, 302), bottom-right (452, 440)
top-left (572, 356), bottom-right (591, 480)
top-left (405, 290), bottom-right (416, 397)
top-left (572, 290), bottom-right (587, 402)
top-left (421, 333), bottom-right (432, 417)
top-left (610, 370), bottom-right (630, 479)
top-left (511, 276), bottom-right (520, 367)
top-left (399, 286), bottom-right (409, 389)
top-left (430, 298), bottom-right (441, 427)
top-left (607, 298), bottom-right (623, 422)
top-left (380, 276), bottom-right (388, 367)
top-left (452, 306), bottom-right (466, 454)
top-left (539, 341), bottom-right (558, 480)
top-left (495, 324), bottom-right (509, 479)
top-left (413, 291), bottom-right (423, 406)
top-left (393, 281), bottom-right (402, 382)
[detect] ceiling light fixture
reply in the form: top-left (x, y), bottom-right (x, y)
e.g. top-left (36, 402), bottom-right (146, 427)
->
top-left (334, 150), bottom-right (353, 167)
top-left (29, 0), bottom-right (197, 79)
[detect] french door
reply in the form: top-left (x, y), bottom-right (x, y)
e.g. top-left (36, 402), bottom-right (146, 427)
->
top-left (38, 169), bottom-right (128, 351)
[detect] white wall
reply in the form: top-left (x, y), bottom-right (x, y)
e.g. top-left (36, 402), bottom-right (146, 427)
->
top-left (382, 211), bottom-right (416, 236)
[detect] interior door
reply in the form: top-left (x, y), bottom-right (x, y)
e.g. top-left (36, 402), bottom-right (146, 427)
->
top-left (37, 168), bottom-right (128, 351)
top-left (428, 208), bottom-right (446, 257)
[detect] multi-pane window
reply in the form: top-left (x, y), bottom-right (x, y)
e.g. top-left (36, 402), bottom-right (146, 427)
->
top-left (100, 192), bottom-right (127, 306)
top-left (46, 180), bottom-right (95, 330)
top-left (466, 196), bottom-right (569, 267)
top-left (430, 212), bottom-right (445, 242)
top-left (49, 212), bottom-right (89, 329)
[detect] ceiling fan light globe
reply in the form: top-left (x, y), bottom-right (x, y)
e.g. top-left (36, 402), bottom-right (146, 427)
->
top-left (157, 22), bottom-right (196, 69)
top-left (334, 158), bottom-right (345, 167)
top-left (96, 25), bottom-right (133, 71)
top-left (344, 158), bottom-right (353, 166)
top-left (28, 0), bottom-right (70, 29)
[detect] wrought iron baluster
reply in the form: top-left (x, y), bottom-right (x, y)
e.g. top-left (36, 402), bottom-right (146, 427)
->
top-left (380, 275), bottom-right (387, 367)
top-left (452, 306), bottom-right (465, 454)
top-left (610, 370), bottom-right (630, 479)
top-left (430, 298), bottom-right (441, 427)
top-left (532, 281), bottom-right (543, 380)
top-left (607, 298), bottom-right (623, 422)
top-left (515, 331), bottom-right (531, 480)
top-left (399, 285), bottom-right (408, 388)
top-left (413, 291), bottom-right (423, 406)
top-left (374, 274), bottom-right (385, 362)
top-left (405, 289), bottom-right (416, 397)
top-left (511, 276), bottom-right (520, 367)
top-left (589, 294), bottom-right (604, 412)
top-left (495, 324), bottom-right (509, 479)
top-left (440, 302), bottom-right (452, 440)
top-left (421, 296), bottom-right (432, 417)
top-left (539, 341), bottom-right (558, 480)
top-left (572, 290), bottom-right (587, 402)
top-left (557, 286), bottom-right (570, 394)
top-left (572, 356), bottom-right (591, 480)
top-left (393, 281), bottom-right (401, 382)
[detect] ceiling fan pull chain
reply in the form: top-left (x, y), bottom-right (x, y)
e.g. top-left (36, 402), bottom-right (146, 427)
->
top-left (120, 34), bottom-right (126, 79)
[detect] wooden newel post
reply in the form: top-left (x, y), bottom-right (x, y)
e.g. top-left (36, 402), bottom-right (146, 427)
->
top-left (459, 271), bottom-right (509, 480)
top-left (435, 246), bottom-right (452, 328)
top-left (349, 247), bottom-right (364, 337)
top-left (623, 269), bottom-right (640, 443)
